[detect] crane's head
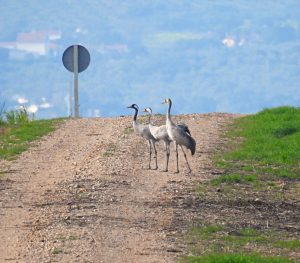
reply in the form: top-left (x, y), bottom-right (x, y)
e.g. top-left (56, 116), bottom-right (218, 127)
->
top-left (127, 104), bottom-right (139, 110)
top-left (143, 107), bottom-right (152, 114)
top-left (162, 98), bottom-right (172, 105)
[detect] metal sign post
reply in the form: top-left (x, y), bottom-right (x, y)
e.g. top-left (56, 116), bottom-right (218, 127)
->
top-left (73, 45), bottom-right (79, 117)
top-left (62, 45), bottom-right (90, 118)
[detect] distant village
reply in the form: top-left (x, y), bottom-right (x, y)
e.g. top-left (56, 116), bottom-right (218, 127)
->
top-left (0, 30), bottom-right (62, 60)
top-left (0, 29), bottom-right (128, 60)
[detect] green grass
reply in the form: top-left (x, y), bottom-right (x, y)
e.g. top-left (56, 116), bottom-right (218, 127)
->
top-left (183, 253), bottom-right (294, 263)
top-left (211, 174), bottom-right (259, 186)
top-left (123, 126), bottom-right (133, 135)
top-left (188, 224), bottom-right (300, 254)
top-left (0, 118), bottom-right (64, 160)
top-left (56, 234), bottom-right (79, 242)
top-left (0, 171), bottom-right (5, 178)
top-left (52, 247), bottom-right (64, 255)
top-left (242, 165), bottom-right (255, 172)
top-left (273, 240), bottom-right (300, 249)
top-left (103, 142), bottom-right (117, 157)
top-left (5, 107), bottom-right (30, 126)
top-left (188, 107), bottom-right (300, 263)
top-left (211, 174), bottom-right (242, 185)
top-left (219, 106), bottom-right (300, 179)
top-left (56, 235), bottom-right (67, 242)
top-left (189, 225), bottom-right (268, 248)
top-left (186, 225), bottom-right (296, 262)
top-left (221, 233), bottom-right (267, 246)
top-left (189, 225), bottom-right (224, 239)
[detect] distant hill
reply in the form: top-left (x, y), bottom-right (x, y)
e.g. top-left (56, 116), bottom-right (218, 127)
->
top-left (0, 0), bottom-right (299, 118)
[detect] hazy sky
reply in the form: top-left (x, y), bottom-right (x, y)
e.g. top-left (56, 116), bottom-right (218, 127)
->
top-left (0, 1), bottom-right (299, 118)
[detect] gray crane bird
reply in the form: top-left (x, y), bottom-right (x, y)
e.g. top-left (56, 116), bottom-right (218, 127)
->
top-left (127, 104), bottom-right (158, 170)
top-left (162, 98), bottom-right (196, 174)
top-left (143, 107), bottom-right (172, 172)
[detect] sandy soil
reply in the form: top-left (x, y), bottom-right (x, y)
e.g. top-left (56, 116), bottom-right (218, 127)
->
top-left (0, 113), bottom-right (237, 263)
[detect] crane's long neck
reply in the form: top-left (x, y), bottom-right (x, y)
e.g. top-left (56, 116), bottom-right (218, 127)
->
top-left (167, 100), bottom-right (172, 121)
top-left (166, 100), bottom-right (174, 127)
top-left (132, 107), bottom-right (138, 122)
top-left (148, 112), bottom-right (152, 124)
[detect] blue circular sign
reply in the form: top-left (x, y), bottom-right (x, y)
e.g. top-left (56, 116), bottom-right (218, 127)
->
top-left (62, 45), bottom-right (90, 73)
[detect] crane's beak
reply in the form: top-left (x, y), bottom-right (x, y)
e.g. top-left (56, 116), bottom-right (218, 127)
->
top-left (127, 106), bottom-right (132, 108)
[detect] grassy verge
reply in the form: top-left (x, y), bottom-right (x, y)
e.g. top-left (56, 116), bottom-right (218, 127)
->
top-left (185, 107), bottom-right (300, 263)
top-left (183, 253), bottom-right (293, 263)
top-left (212, 106), bottom-right (300, 203)
top-left (0, 118), bottom-right (65, 160)
top-left (219, 106), bottom-right (300, 179)
top-left (185, 224), bottom-right (299, 260)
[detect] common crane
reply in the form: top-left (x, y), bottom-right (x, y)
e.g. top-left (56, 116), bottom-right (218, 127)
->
top-left (143, 107), bottom-right (172, 172)
top-left (127, 104), bottom-right (158, 170)
top-left (162, 98), bottom-right (196, 174)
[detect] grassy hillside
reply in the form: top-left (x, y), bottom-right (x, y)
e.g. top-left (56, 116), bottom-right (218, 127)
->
top-left (185, 107), bottom-right (300, 263)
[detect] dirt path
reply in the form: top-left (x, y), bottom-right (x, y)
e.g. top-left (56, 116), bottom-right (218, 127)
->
top-left (0, 113), bottom-right (236, 262)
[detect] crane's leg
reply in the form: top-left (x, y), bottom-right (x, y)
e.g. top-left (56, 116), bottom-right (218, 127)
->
top-left (162, 141), bottom-right (170, 172)
top-left (180, 145), bottom-right (191, 174)
top-left (147, 140), bottom-right (152, 169)
top-left (175, 142), bottom-right (179, 173)
top-left (152, 141), bottom-right (158, 170)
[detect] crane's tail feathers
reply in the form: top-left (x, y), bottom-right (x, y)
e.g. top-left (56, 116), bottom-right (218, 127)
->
top-left (189, 136), bottom-right (196, 155)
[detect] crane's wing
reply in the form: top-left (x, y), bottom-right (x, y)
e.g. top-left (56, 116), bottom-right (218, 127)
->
top-left (171, 125), bottom-right (196, 155)
top-left (149, 124), bottom-right (170, 141)
top-left (134, 122), bottom-right (156, 141)
top-left (177, 123), bottom-right (191, 136)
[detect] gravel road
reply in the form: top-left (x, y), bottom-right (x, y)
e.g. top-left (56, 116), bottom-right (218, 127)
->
top-left (0, 113), bottom-right (237, 262)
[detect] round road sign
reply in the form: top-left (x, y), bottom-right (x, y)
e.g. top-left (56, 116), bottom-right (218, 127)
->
top-left (62, 45), bottom-right (90, 73)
